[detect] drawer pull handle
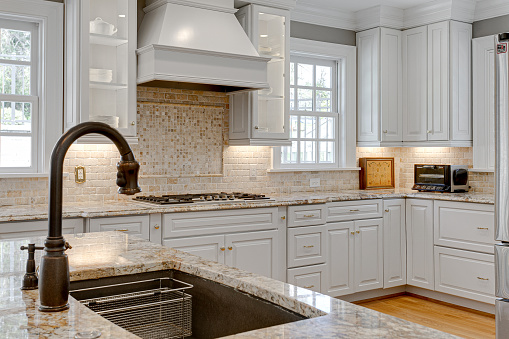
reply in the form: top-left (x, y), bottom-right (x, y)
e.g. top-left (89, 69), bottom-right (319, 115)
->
top-left (303, 214), bottom-right (315, 218)
top-left (477, 277), bottom-right (489, 281)
top-left (220, 247), bottom-right (225, 251)
top-left (228, 247), bottom-right (233, 251)
top-left (477, 227), bottom-right (489, 230)
top-left (356, 231), bottom-right (360, 234)
top-left (350, 209), bottom-right (360, 212)
top-left (303, 245), bottom-right (314, 248)
top-left (154, 224), bottom-right (160, 230)
top-left (303, 285), bottom-right (315, 289)
top-left (351, 231), bottom-right (355, 235)
top-left (115, 229), bottom-right (128, 232)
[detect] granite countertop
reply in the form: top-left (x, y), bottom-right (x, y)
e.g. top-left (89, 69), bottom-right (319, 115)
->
top-left (0, 189), bottom-right (494, 223)
top-left (0, 232), bottom-right (458, 338)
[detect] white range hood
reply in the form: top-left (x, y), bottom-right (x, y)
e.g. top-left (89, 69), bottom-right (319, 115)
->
top-left (137, 0), bottom-right (270, 93)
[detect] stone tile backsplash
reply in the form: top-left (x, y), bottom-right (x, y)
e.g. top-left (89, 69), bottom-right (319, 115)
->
top-left (0, 87), bottom-right (494, 206)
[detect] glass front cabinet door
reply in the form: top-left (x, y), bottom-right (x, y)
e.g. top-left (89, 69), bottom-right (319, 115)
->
top-left (229, 5), bottom-right (290, 146)
top-left (65, 0), bottom-right (137, 143)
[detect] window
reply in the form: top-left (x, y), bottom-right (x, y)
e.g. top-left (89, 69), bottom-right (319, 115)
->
top-left (272, 38), bottom-right (357, 171)
top-left (0, 0), bottom-right (63, 176)
top-left (0, 19), bottom-right (38, 172)
top-left (281, 56), bottom-right (338, 168)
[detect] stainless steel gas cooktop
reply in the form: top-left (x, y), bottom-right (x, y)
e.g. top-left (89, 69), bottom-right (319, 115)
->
top-left (133, 192), bottom-right (272, 205)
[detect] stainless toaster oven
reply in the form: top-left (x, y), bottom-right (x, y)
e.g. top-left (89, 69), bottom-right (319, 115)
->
top-left (412, 164), bottom-right (469, 193)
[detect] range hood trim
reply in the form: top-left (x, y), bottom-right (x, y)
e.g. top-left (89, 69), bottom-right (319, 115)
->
top-left (144, 0), bottom-right (238, 15)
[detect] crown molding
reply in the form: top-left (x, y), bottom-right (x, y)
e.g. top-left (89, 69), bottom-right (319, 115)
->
top-left (234, 0), bottom-right (296, 10)
top-left (291, 0), bottom-right (356, 30)
top-left (356, 5), bottom-right (405, 31)
top-left (474, 0), bottom-right (509, 21)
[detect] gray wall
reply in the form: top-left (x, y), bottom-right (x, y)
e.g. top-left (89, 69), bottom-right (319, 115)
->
top-left (473, 14), bottom-right (509, 38)
top-left (290, 21), bottom-right (356, 46)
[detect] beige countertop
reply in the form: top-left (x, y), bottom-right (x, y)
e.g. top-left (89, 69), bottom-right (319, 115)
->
top-left (0, 232), bottom-right (459, 338)
top-left (0, 189), bottom-right (494, 223)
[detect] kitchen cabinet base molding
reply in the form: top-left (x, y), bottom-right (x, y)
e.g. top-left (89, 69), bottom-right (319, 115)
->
top-left (339, 286), bottom-right (406, 303)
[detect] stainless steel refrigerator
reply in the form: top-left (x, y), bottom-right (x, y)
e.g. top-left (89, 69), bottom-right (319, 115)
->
top-left (495, 32), bottom-right (509, 338)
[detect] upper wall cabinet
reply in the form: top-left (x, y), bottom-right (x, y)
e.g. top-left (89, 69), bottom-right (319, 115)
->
top-left (358, 21), bottom-right (472, 147)
top-left (229, 5), bottom-right (290, 146)
top-left (472, 35), bottom-right (495, 172)
top-left (64, 0), bottom-right (137, 143)
top-left (402, 21), bottom-right (472, 146)
top-left (357, 27), bottom-right (402, 146)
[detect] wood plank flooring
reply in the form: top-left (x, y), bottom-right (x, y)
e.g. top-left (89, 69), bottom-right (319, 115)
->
top-left (354, 294), bottom-right (495, 339)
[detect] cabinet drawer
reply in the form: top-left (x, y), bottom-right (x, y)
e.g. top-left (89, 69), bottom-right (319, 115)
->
top-left (434, 201), bottom-right (495, 253)
top-left (327, 200), bottom-right (382, 222)
top-left (287, 205), bottom-right (326, 227)
top-left (89, 215), bottom-right (150, 240)
top-left (287, 225), bottom-right (326, 268)
top-left (163, 208), bottom-right (278, 238)
top-left (0, 219), bottom-right (84, 240)
top-left (434, 246), bottom-right (495, 304)
top-left (287, 264), bottom-right (326, 293)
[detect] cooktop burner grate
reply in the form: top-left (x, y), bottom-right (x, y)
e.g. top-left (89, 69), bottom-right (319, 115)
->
top-left (133, 192), bottom-right (270, 205)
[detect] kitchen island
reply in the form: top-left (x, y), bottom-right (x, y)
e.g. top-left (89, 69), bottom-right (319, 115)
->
top-left (0, 231), bottom-right (458, 338)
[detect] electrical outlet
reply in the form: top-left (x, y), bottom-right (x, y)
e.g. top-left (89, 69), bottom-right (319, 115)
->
top-left (75, 166), bottom-right (86, 184)
top-left (310, 178), bottom-right (320, 188)
top-left (250, 168), bottom-right (257, 178)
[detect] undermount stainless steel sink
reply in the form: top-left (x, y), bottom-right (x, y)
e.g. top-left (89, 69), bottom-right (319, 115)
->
top-left (70, 270), bottom-right (307, 339)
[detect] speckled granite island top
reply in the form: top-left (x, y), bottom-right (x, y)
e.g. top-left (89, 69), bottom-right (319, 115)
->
top-left (0, 189), bottom-right (495, 223)
top-left (0, 232), bottom-right (459, 338)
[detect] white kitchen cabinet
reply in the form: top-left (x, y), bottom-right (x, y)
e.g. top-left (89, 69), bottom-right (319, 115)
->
top-left (402, 26), bottom-right (428, 142)
top-left (0, 219), bottom-right (84, 240)
top-left (473, 35), bottom-right (496, 172)
top-left (434, 246), bottom-right (495, 304)
top-left (324, 218), bottom-right (382, 296)
top-left (406, 199), bottom-right (434, 290)
top-left (230, 4), bottom-right (290, 146)
top-left (383, 199), bottom-right (406, 288)
top-left (287, 264), bottom-right (326, 293)
top-left (161, 207), bottom-right (285, 281)
top-left (402, 21), bottom-right (472, 146)
top-left (64, 0), bottom-right (137, 143)
top-left (225, 230), bottom-right (279, 278)
top-left (88, 215), bottom-right (150, 240)
top-left (287, 225), bottom-right (326, 268)
top-left (357, 28), bottom-right (402, 146)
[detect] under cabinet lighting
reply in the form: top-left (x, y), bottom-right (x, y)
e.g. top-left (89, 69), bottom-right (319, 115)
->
top-left (119, 14), bottom-right (126, 18)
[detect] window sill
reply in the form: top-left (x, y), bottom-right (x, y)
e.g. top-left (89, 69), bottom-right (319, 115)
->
top-left (0, 173), bottom-right (49, 179)
top-left (267, 167), bottom-right (361, 173)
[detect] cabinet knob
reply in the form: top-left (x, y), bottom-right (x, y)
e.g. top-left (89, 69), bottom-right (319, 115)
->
top-left (477, 227), bottom-right (488, 230)
top-left (351, 231), bottom-right (355, 235)
top-left (383, 130), bottom-right (388, 133)
top-left (427, 130), bottom-right (432, 134)
top-left (281, 216), bottom-right (286, 220)
top-left (254, 126), bottom-right (259, 129)
top-left (228, 246), bottom-right (233, 251)
top-left (220, 247), bottom-right (226, 251)
top-left (385, 209), bottom-right (390, 212)
top-left (477, 277), bottom-right (489, 281)
top-left (356, 231), bottom-right (360, 234)
top-left (154, 224), bottom-right (160, 230)
top-left (131, 121), bottom-right (136, 126)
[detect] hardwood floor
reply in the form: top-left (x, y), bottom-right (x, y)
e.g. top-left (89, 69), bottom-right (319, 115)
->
top-left (354, 294), bottom-right (495, 339)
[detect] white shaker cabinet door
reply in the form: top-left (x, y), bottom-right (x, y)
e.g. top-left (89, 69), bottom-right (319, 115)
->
top-left (383, 199), bottom-right (406, 288)
top-left (406, 199), bottom-right (434, 290)
top-left (354, 218), bottom-right (384, 293)
top-left (427, 21), bottom-right (449, 141)
top-left (324, 221), bottom-right (355, 297)
top-left (225, 230), bottom-right (279, 279)
top-left (402, 26), bottom-right (428, 142)
top-left (381, 28), bottom-right (403, 142)
top-left (163, 235), bottom-right (225, 264)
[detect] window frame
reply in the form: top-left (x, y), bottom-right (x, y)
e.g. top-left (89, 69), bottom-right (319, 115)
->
top-left (0, 0), bottom-right (63, 177)
top-left (272, 38), bottom-right (357, 171)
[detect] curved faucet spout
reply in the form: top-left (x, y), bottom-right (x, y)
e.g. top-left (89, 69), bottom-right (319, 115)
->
top-left (39, 122), bottom-right (141, 312)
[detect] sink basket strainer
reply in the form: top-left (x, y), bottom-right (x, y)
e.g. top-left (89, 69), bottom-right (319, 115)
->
top-left (74, 278), bottom-right (192, 339)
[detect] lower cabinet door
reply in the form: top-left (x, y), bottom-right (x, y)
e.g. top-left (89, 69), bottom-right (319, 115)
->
top-left (383, 199), bottom-right (406, 288)
top-left (225, 230), bottom-right (279, 279)
top-left (324, 221), bottom-right (355, 297)
top-left (287, 264), bottom-right (326, 293)
top-left (163, 235), bottom-right (225, 264)
top-left (354, 218), bottom-right (384, 292)
top-left (435, 246), bottom-right (495, 304)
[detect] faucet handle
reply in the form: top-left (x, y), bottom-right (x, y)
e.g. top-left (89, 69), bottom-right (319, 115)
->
top-left (20, 244), bottom-right (44, 290)
top-left (65, 242), bottom-right (72, 250)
